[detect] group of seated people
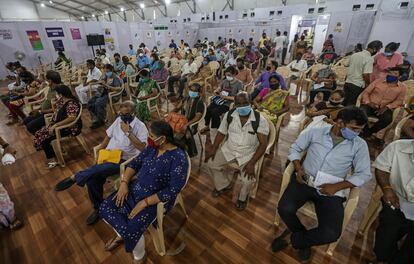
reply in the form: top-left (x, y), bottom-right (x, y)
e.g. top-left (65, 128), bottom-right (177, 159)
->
top-left (1, 34), bottom-right (414, 264)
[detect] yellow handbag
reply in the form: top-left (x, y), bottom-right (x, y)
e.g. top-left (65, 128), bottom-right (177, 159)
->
top-left (97, 149), bottom-right (122, 164)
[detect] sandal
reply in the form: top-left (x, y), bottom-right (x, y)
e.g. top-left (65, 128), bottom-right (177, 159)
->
top-left (47, 161), bottom-right (59, 168)
top-left (10, 219), bottom-right (23, 230)
top-left (104, 236), bottom-right (124, 251)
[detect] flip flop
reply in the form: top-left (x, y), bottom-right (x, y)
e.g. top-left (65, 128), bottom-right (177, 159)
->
top-left (10, 219), bottom-right (23, 230)
top-left (104, 236), bottom-right (124, 251)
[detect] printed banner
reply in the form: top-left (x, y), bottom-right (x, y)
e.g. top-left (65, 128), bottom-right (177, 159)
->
top-left (45, 27), bottom-right (64, 37)
top-left (70, 28), bottom-right (81, 40)
top-left (52, 39), bottom-right (64, 51)
top-left (0, 29), bottom-right (13, 40)
top-left (26, 30), bottom-right (44, 51)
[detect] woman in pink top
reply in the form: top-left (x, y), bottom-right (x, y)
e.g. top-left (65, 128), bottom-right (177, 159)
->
top-left (371, 42), bottom-right (403, 82)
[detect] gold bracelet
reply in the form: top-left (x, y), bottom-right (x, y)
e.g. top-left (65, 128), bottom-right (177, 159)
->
top-left (382, 185), bottom-right (393, 190)
top-left (121, 179), bottom-right (128, 184)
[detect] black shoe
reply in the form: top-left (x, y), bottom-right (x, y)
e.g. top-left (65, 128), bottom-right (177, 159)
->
top-left (298, 247), bottom-right (311, 262)
top-left (86, 210), bottom-right (100, 225)
top-left (271, 229), bottom-right (291, 252)
top-left (235, 200), bottom-right (247, 211)
top-left (212, 185), bottom-right (233, 197)
top-left (55, 177), bottom-right (75, 191)
top-left (90, 121), bottom-right (104, 130)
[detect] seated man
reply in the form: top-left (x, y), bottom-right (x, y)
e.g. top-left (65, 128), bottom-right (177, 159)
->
top-left (272, 107), bottom-right (371, 262)
top-left (286, 53), bottom-right (308, 95)
top-left (75, 59), bottom-right (102, 105)
top-left (24, 70), bottom-right (62, 135)
top-left (136, 49), bottom-right (150, 70)
top-left (54, 101), bottom-right (148, 225)
top-left (309, 61), bottom-right (337, 103)
top-left (88, 64), bottom-right (122, 129)
top-left (113, 53), bottom-right (125, 77)
top-left (373, 139), bottom-right (414, 264)
top-left (251, 60), bottom-right (287, 100)
top-left (235, 58), bottom-right (253, 86)
top-left (188, 59), bottom-right (212, 87)
top-left (205, 92), bottom-right (269, 210)
top-left (168, 56), bottom-right (198, 97)
top-left (360, 68), bottom-right (407, 142)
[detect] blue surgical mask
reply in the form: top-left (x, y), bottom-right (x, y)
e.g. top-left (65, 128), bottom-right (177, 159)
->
top-left (236, 106), bottom-right (252, 116)
top-left (341, 127), bottom-right (359, 140)
top-left (383, 52), bottom-right (393, 57)
top-left (386, 75), bottom-right (398, 83)
top-left (202, 61), bottom-right (208, 65)
top-left (188, 91), bottom-right (199, 98)
top-left (105, 72), bottom-right (113, 78)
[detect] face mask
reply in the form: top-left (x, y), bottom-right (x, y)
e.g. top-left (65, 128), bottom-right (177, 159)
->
top-left (105, 72), bottom-right (113, 78)
top-left (226, 76), bottom-right (234, 81)
top-left (139, 77), bottom-right (149, 84)
top-left (270, 83), bottom-right (280, 90)
top-left (147, 136), bottom-right (162, 149)
top-left (341, 127), bottom-right (359, 140)
top-left (55, 94), bottom-right (62, 100)
top-left (237, 65), bottom-right (244, 70)
top-left (188, 91), bottom-right (199, 98)
top-left (386, 75), bottom-right (398, 83)
top-left (236, 105), bottom-right (252, 116)
top-left (139, 53), bottom-right (144, 57)
top-left (329, 99), bottom-right (342, 106)
top-left (202, 61), bottom-right (208, 65)
top-left (384, 52), bottom-right (393, 57)
top-left (120, 113), bottom-right (134, 124)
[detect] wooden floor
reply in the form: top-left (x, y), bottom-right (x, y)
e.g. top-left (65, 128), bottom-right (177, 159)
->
top-left (0, 82), bottom-right (380, 264)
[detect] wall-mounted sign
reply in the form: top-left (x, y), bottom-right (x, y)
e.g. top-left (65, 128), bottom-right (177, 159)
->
top-left (70, 28), bottom-right (81, 40)
top-left (52, 39), bottom-right (64, 51)
top-left (45, 27), bottom-right (64, 37)
top-left (0, 29), bottom-right (12, 40)
top-left (26, 30), bottom-right (44, 51)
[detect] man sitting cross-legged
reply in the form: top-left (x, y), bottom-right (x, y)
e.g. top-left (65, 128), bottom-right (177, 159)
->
top-left (54, 101), bottom-right (148, 225)
top-left (205, 92), bottom-right (269, 210)
top-left (272, 106), bottom-right (371, 262)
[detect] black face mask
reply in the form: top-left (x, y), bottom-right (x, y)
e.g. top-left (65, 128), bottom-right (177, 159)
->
top-left (237, 65), bottom-right (244, 70)
top-left (120, 114), bottom-right (134, 124)
top-left (329, 100), bottom-right (342, 106)
top-left (270, 83), bottom-right (280, 90)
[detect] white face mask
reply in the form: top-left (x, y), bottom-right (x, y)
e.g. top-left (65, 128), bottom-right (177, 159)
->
top-left (55, 94), bottom-right (62, 100)
top-left (139, 53), bottom-right (144, 57)
top-left (226, 76), bottom-right (234, 81)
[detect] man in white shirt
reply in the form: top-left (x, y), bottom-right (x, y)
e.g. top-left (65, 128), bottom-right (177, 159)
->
top-left (373, 139), bottom-right (414, 264)
top-left (273, 31), bottom-right (286, 64)
top-left (343, 40), bottom-right (382, 106)
top-left (54, 101), bottom-right (148, 225)
top-left (282, 31), bottom-right (289, 65)
top-left (75, 59), bottom-right (102, 104)
top-left (167, 56), bottom-right (198, 97)
top-left (225, 52), bottom-right (238, 68)
top-left (287, 53), bottom-right (308, 78)
top-left (205, 92), bottom-right (269, 210)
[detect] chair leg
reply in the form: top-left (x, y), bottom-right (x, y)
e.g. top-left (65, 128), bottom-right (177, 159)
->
top-left (274, 209), bottom-right (281, 226)
top-left (148, 225), bottom-right (166, 256)
top-left (76, 135), bottom-right (90, 154)
top-left (176, 194), bottom-right (188, 218)
top-left (51, 139), bottom-right (65, 167)
top-left (358, 188), bottom-right (382, 235)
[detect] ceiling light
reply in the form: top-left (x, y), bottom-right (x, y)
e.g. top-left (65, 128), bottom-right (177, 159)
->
top-left (120, 7), bottom-right (125, 12)
top-left (81, 16), bottom-right (85, 19)
top-left (49, 0), bottom-right (53, 4)
top-left (140, 3), bottom-right (145, 8)
top-left (105, 10), bottom-right (109, 14)
top-left (165, 0), bottom-right (171, 4)
top-left (40, 3), bottom-right (45, 7)
top-left (92, 14), bottom-right (95, 17)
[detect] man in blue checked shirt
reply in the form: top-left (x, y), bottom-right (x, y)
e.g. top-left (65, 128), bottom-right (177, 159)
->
top-left (136, 49), bottom-right (150, 70)
top-left (271, 106), bottom-right (372, 262)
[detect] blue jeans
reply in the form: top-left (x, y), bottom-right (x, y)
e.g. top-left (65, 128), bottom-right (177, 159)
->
top-left (74, 161), bottom-right (123, 209)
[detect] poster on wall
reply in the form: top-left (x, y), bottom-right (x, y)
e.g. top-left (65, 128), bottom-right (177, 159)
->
top-left (146, 32), bottom-right (152, 39)
top-left (52, 39), bottom-right (64, 51)
top-left (104, 28), bottom-right (114, 44)
top-left (26, 30), bottom-right (44, 51)
top-left (0, 29), bottom-right (13, 40)
top-left (45, 27), bottom-right (64, 37)
top-left (70, 28), bottom-right (81, 40)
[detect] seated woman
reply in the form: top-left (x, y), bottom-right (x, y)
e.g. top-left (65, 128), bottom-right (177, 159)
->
top-left (121, 56), bottom-right (136, 83)
top-left (309, 61), bottom-right (337, 104)
top-left (99, 121), bottom-right (189, 262)
top-left (302, 46), bottom-right (316, 67)
top-left (170, 49), bottom-right (182, 60)
top-left (201, 66), bottom-right (243, 136)
top-left (252, 74), bottom-right (289, 125)
top-left (5, 71), bottom-right (38, 125)
top-left (149, 53), bottom-right (161, 73)
top-left (150, 60), bottom-right (169, 84)
top-left (133, 69), bottom-right (160, 122)
top-left (168, 83), bottom-right (205, 157)
top-left (33, 85), bottom-right (82, 168)
top-left (400, 96), bottom-right (414, 139)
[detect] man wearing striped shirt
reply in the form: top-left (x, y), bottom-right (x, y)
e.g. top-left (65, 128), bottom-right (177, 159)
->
top-left (205, 92), bottom-right (269, 210)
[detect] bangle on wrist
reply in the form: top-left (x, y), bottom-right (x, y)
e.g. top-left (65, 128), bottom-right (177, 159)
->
top-left (382, 185), bottom-right (393, 191)
top-left (121, 179), bottom-right (128, 185)
top-left (144, 197), bottom-right (149, 207)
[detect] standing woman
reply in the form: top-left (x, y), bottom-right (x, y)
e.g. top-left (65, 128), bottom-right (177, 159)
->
top-left (289, 34), bottom-right (299, 62)
top-left (33, 85), bottom-right (82, 168)
top-left (371, 42), bottom-right (403, 82)
top-left (295, 35), bottom-right (307, 59)
top-left (99, 120), bottom-right (189, 263)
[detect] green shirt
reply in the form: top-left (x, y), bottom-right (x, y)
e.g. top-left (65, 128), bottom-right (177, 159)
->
top-left (41, 87), bottom-right (55, 111)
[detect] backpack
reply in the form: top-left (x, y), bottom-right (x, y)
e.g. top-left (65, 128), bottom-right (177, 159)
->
top-left (226, 109), bottom-right (261, 134)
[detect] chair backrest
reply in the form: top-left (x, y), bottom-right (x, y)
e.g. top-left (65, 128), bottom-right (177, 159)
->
top-left (208, 61), bottom-right (220, 73)
top-left (403, 80), bottom-right (414, 102)
top-left (55, 103), bottom-right (83, 131)
top-left (394, 113), bottom-right (413, 140)
top-left (332, 65), bottom-right (348, 84)
top-left (182, 152), bottom-right (192, 188)
top-left (276, 66), bottom-right (291, 79)
top-left (189, 101), bottom-right (207, 132)
top-left (264, 115), bottom-right (277, 153)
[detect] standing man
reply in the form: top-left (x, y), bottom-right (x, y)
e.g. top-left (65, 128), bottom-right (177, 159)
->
top-left (273, 31), bottom-right (285, 64)
top-left (343, 40), bottom-right (383, 106)
top-left (75, 59), bottom-right (102, 105)
top-left (272, 107), bottom-right (371, 262)
top-left (282, 31), bottom-right (289, 65)
top-left (205, 92), bottom-right (269, 210)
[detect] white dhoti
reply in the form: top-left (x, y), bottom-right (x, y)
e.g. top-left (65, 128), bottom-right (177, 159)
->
top-left (75, 84), bottom-right (98, 104)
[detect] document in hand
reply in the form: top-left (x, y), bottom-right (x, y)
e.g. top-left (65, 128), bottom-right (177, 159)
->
top-left (400, 199), bottom-right (414, 221)
top-left (314, 171), bottom-right (345, 197)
